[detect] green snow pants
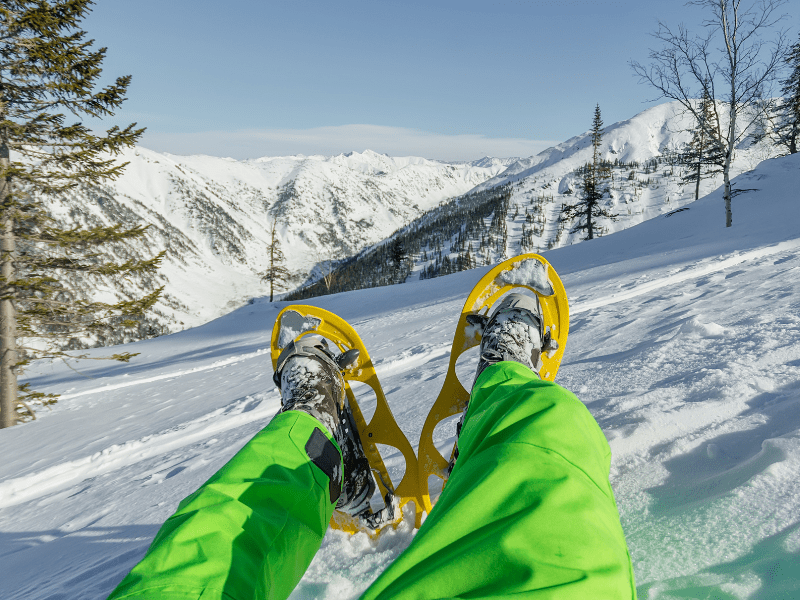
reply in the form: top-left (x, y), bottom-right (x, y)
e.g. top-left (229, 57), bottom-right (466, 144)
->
top-left (107, 361), bottom-right (636, 600)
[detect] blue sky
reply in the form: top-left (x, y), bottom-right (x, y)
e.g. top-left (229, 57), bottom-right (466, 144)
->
top-left (83, 0), bottom-right (795, 161)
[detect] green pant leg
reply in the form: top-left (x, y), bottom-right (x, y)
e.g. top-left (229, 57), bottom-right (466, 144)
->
top-left (362, 361), bottom-right (636, 599)
top-left (107, 411), bottom-right (340, 600)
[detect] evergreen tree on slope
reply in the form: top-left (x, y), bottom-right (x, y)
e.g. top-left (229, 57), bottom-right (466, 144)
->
top-left (262, 218), bottom-right (290, 302)
top-left (774, 34), bottom-right (800, 154)
top-left (390, 237), bottom-right (407, 284)
top-left (0, 0), bottom-right (165, 428)
top-left (681, 90), bottom-right (726, 200)
top-left (561, 105), bottom-right (617, 241)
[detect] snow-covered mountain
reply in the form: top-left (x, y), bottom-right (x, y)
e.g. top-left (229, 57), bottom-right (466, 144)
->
top-left (472, 101), bottom-right (778, 250)
top-left (289, 101), bottom-right (780, 299)
top-left (53, 149), bottom-right (507, 331)
top-left (478, 101), bottom-right (772, 192)
top-left (53, 101), bottom-right (779, 336)
top-left (3, 152), bottom-right (798, 599)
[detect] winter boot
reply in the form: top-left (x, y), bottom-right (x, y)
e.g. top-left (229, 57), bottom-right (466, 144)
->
top-left (273, 336), bottom-right (375, 515)
top-left (450, 293), bottom-right (558, 473)
top-left (472, 292), bottom-right (558, 384)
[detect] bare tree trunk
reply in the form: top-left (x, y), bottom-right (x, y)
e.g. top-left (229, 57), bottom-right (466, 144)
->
top-left (722, 115), bottom-right (734, 227)
top-left (269, 224), bottom-right (275, 303)
top-left (695, 162), bottom-right (702, 200)
top-left (723, 164), bottom-right (733, 227)
top-left (723, 95), bottom-right (737, 228)
top-left (0, 141), bottom-right (16, 428)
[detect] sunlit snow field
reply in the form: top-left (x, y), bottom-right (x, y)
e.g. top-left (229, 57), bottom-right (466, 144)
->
top-left (1, 154), bottom-right (799, 599)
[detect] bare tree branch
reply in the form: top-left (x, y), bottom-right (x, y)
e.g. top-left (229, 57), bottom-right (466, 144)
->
top-left (630, 0), bottom-right (788, 227)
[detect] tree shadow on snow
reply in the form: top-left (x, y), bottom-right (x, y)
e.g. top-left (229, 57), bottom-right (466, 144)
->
top-left (27, 337), bottom-right (270, 390)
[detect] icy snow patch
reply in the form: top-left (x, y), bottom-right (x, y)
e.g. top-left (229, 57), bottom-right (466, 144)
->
top-left (499, 258), bottom-right (554, 296)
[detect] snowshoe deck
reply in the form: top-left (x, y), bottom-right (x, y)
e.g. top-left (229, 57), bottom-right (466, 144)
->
top-left (416, 253), bottom-right (569, 514)
top-left (271, 306), bottom-right (424, 534)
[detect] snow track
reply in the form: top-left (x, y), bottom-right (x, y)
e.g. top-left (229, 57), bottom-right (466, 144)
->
top-left (0, 392), bottom-right (280, 510)
top-left (573, 239), bottom-right (800, 315)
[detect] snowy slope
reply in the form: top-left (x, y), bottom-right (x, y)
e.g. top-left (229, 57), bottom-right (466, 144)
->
top-left (51, 148), bottom-right (507, 331)
top-left (1, 154), bottom-right (799, 599)
top-left (474, 101), bottom-right (778, 253)
top-left (47, 102), bottom-right (778, 337)
top-left (309, 101), bottom-right (781, 292)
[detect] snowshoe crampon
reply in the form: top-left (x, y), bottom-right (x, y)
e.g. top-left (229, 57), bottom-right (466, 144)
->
top-left (271, 306), bottom-right (425, 535)
top-left (416, 253), bottom-right (569, 515)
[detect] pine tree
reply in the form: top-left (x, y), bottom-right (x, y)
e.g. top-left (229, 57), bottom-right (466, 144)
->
top-left (262, 219), bottom-right (290, 302)
top-left (464, 243), bottom-right (474, 270)
top-left (0, 1), bottom-right (166, 427)
top-left (772, 34), bottom-right (800, 154)
top-left (681, 90), bottom-right (725, 200)
top-left (390, 237), bottom-right (407, 284)
top-left (561, 105), bottom-right (617, 241)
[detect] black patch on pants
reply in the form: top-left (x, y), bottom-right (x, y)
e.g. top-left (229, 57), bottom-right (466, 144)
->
top-left (305, 428), bottom-right (342, 504)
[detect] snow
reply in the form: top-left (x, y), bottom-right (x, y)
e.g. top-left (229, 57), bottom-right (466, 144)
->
top-left (47, 145), bottom-right (507, 336)
top-left (277, 312), bottom-right (323, 349)
top-left (43, 100), bottom-right (781, 340)
top-left (1, 152), bottom-right (799, 599)
top-left (499, 257), bottom-right (553, 295)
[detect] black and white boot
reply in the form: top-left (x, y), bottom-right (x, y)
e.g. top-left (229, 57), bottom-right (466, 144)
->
top-left (471, 292), bottom-right (558, 384)
top-left (273, 337), bottom-right (375, 515)
top-left (450, 293), bottom-right (559, 472)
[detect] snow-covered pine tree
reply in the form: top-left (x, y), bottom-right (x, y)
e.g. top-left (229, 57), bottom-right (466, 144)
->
top-left (0, 0), bottom-right (166, 428)
top-left (561, 105), bottom-right (617, 241)
top-left (681, 90), bottom-right (725, 200)
top-left (261, 219), bottom-right (290, 302)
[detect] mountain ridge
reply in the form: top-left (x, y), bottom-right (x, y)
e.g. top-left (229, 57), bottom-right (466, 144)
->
top-left (41, 100), bottom-right (779, 339)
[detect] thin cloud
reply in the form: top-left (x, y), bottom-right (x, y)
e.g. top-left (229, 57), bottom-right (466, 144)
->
top-left (141, 124), bottom-right (559, 162)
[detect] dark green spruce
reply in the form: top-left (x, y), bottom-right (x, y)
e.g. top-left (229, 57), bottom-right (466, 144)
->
top-left (561, 105), bottom-right (617, 241)
top-left (680, 90), bottom-right (725, 200)
top-left (0, 0), bottom-right (163, 427)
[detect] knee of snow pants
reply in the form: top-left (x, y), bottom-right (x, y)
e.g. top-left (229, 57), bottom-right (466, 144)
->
top-left (361, 361), bottom-right (637, 600)
top-left (105, 410), bottom-right (340, 600)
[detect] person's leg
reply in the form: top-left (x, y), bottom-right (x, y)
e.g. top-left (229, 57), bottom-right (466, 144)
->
top-left (362, 362), bottom-right (635, 599)
top-left (106, 410), bottom-right (339, 600)
top-left (107, 337), bottom-right (371, 600)
top-left (362, 293), bottom-right (636, 599)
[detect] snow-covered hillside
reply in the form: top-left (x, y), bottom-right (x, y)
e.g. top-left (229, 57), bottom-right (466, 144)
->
top-left (48, 102), bottom-right (780, 337)
top-left (473, 101), bottom-right (777, 251)
top-left (2, 152), bottom-right (798, 599)
top-left (289, 101), bottom-right (781, 299)
top-left (54, 148), bottom-right (506, 331)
